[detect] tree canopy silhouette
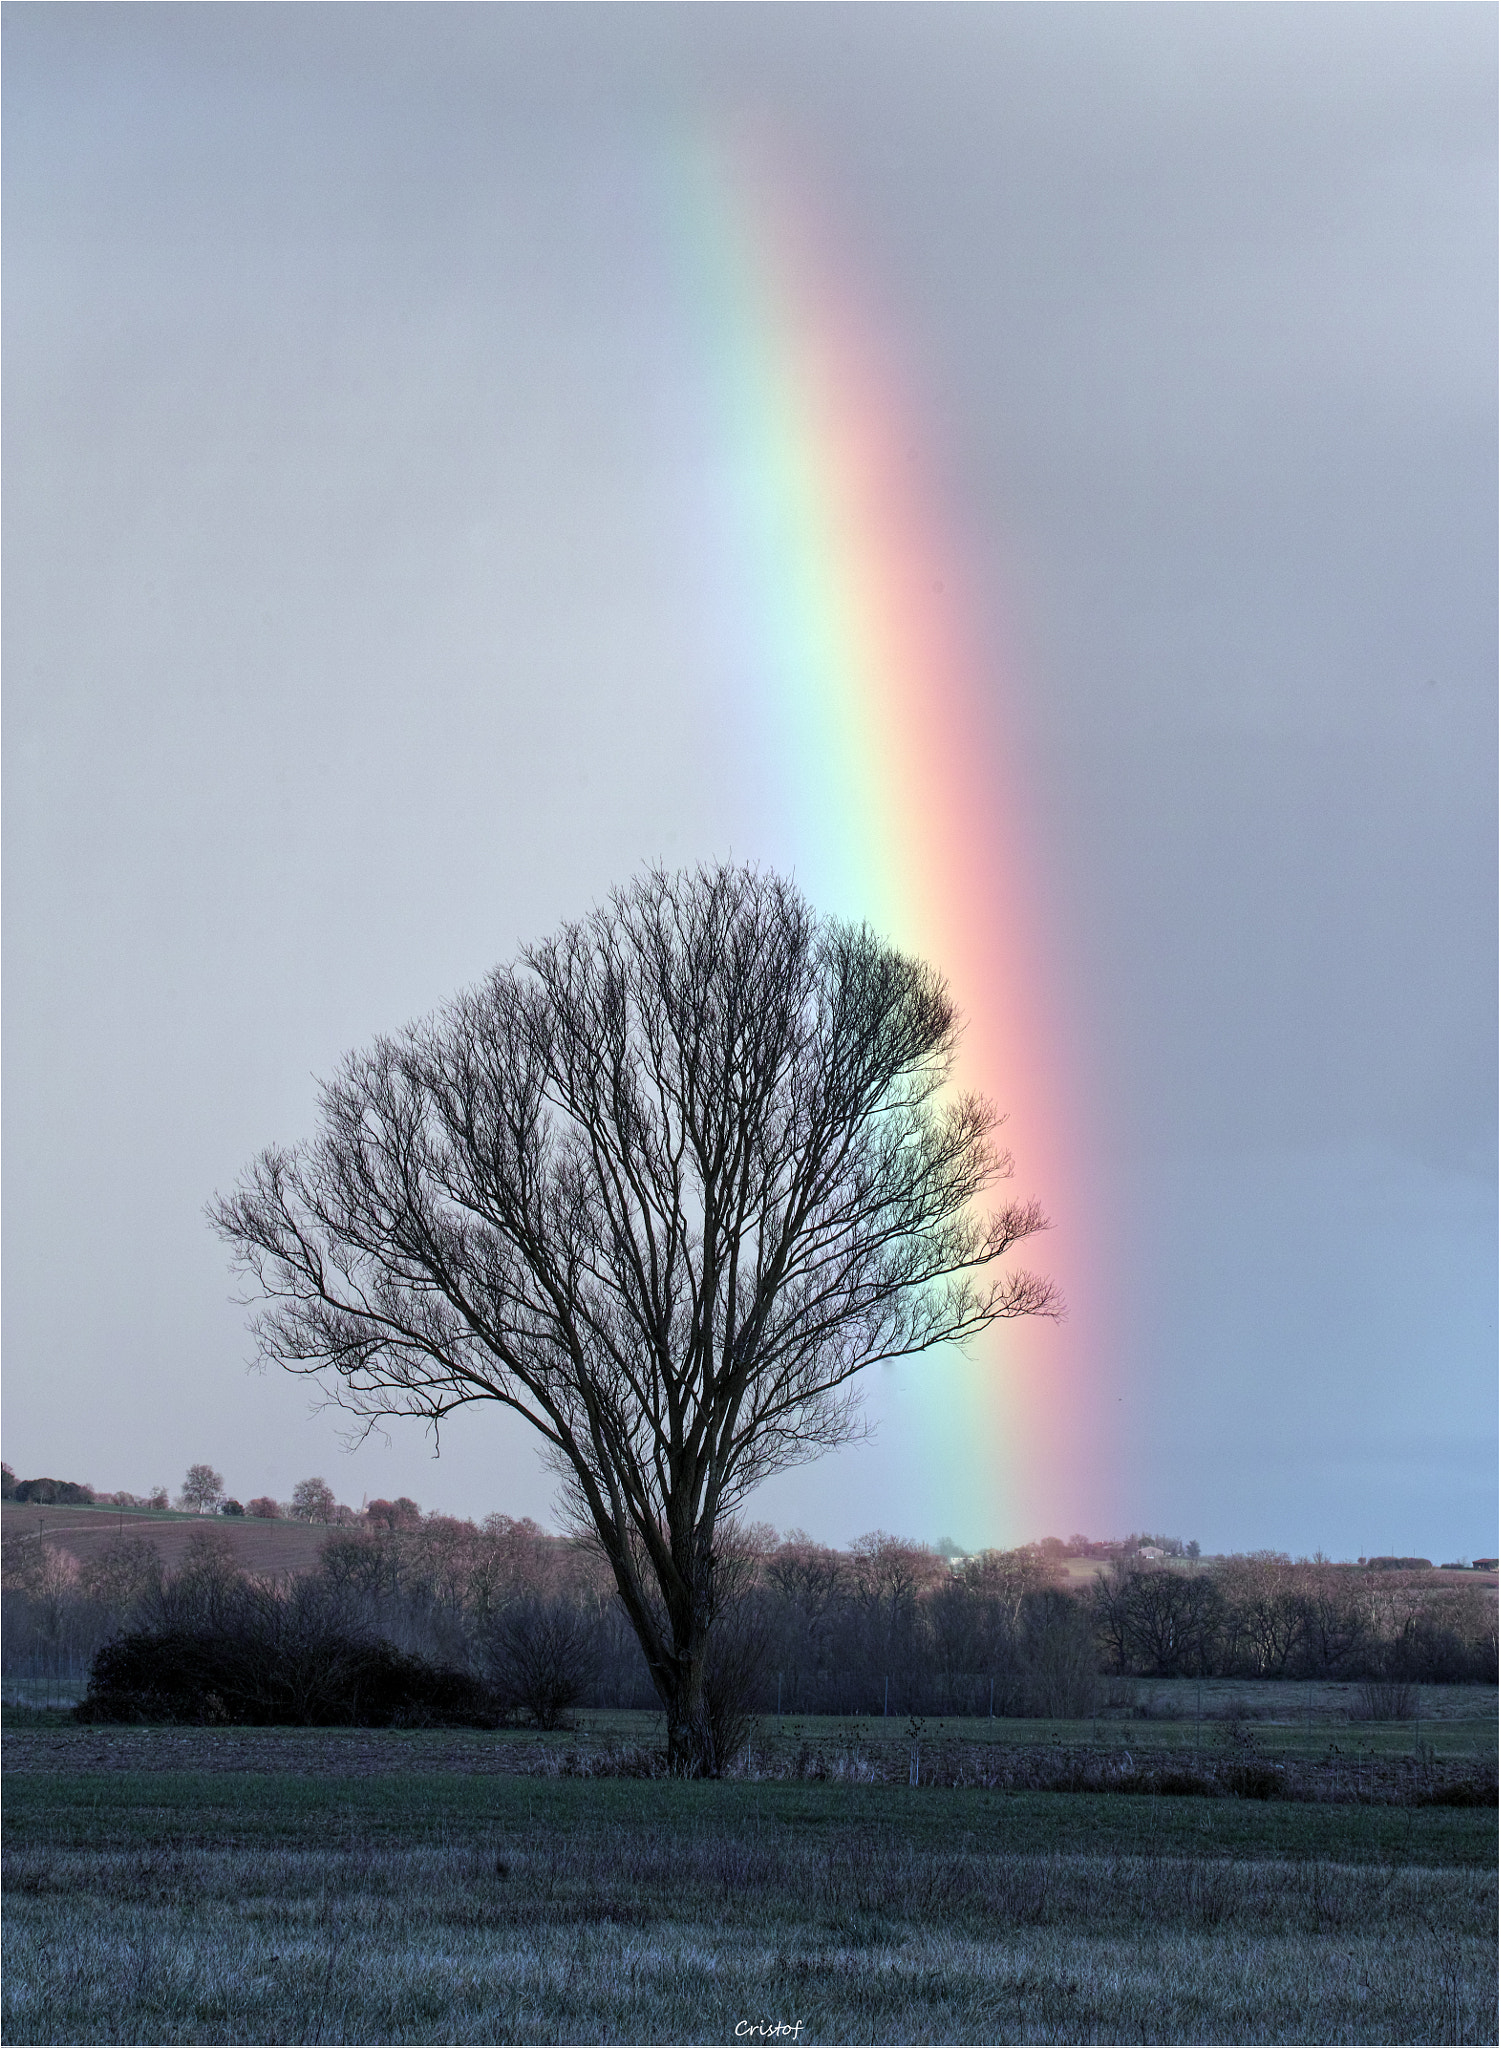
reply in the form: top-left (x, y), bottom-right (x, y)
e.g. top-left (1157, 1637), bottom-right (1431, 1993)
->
top-left (211, 864), bottom-right (1058, 1771)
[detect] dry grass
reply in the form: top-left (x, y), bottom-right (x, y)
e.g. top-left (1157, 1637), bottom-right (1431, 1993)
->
top-left (4, 1828), bottom-right (1494, 2045)
top-left (516, 1734), bottom-right (1495, 1806)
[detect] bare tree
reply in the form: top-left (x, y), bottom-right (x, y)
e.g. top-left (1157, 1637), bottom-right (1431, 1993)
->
top-left (1120, 1566), bottom-right (1223, 1679)
top-left (78, 1536), bottom-right (164, 1618)
top-left (1014, 1587), bottom-right (1097, 1717)
top-left (365, 1497), bottom-right (422, 1532)
top-left (211, 864), bottom-right (1058, 1773)
top-left (483, 1596), bottom-right (601, 1729)
top-left (177, 1463), bottom-right (225, 1515)
top-left (289, 1477), bottom-right (338, 1524)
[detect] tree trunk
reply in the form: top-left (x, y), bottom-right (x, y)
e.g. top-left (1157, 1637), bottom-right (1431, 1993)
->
top-left (661, 1654), bottom-right (715, 1776)
top-left (597, 1536), bottom-right (723, 1776)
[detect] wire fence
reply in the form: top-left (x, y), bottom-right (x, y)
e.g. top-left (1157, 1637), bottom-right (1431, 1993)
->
top-left (1, 1650), bottom-right (90, 1710)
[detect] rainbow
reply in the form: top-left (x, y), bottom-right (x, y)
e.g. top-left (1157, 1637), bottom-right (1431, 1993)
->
top-left (671, 132), bottom-right (1109, 1546)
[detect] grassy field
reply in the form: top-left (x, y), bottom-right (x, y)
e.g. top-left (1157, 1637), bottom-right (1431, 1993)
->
top-left (563, 1687), bottom-right (1500, 1761)
top-left (1, 1500), bottom-right (337, 1578)
top-left (9, 1689), bottom-right (1496, 1768)
top-left (3, 1724), bottom-right (1495, 2045)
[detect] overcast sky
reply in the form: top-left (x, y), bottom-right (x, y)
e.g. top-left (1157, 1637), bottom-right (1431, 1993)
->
top-left (5, 3), bottom-right (1494, 1558)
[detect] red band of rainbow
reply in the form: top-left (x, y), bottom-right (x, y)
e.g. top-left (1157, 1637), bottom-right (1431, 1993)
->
top-left (670, 130), bottom-right (1111, 1544)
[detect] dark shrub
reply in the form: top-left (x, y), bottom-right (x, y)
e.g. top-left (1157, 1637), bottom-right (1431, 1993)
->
top-left (75, 1612), bottom-right (496, 1727)
top-left (1415, 1779), bottom-right (1498, 1809)
top-left (1226, 1761), bottom-right (1281, 1800)
top-left (1355, 1678), bottom-right (1418, 1721)
top-left (1156, 1766), bottom-right (1220, 1797)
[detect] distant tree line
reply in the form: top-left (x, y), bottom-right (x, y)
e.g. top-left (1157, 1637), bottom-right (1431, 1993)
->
top-left (1089, 1554), bottom-right (1495, 1685)
top-left (8, 1464), bottom-right (1492, 1579)
top-left (4, 1505), bottom-right (1494, 1724)
top-left (0, 1461), bottom-right (419, 1525)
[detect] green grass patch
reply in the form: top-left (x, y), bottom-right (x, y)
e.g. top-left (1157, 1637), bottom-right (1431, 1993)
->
top-left (738, 1710), bottom-right (1498, 1761)
top-left (6, 1768), bottom-right (1494, 1868)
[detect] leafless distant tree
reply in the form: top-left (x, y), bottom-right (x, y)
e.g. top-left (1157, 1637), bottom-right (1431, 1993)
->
top-left (1017, 1587), bottom-right (1098, 1717)
top-left (177, 1464), bottom-right (225, 1515)
top-left (365, 1497), bottom-right (423, 1532)
top-left (483, 1596), bottom-right (601, 1729)
top-left (78, 1536), bottom-right (165, 1618)
top-left (289, 1477), bottom-right (338, 1524)
top-left (211, 864), bottom-right (1058, 1773)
